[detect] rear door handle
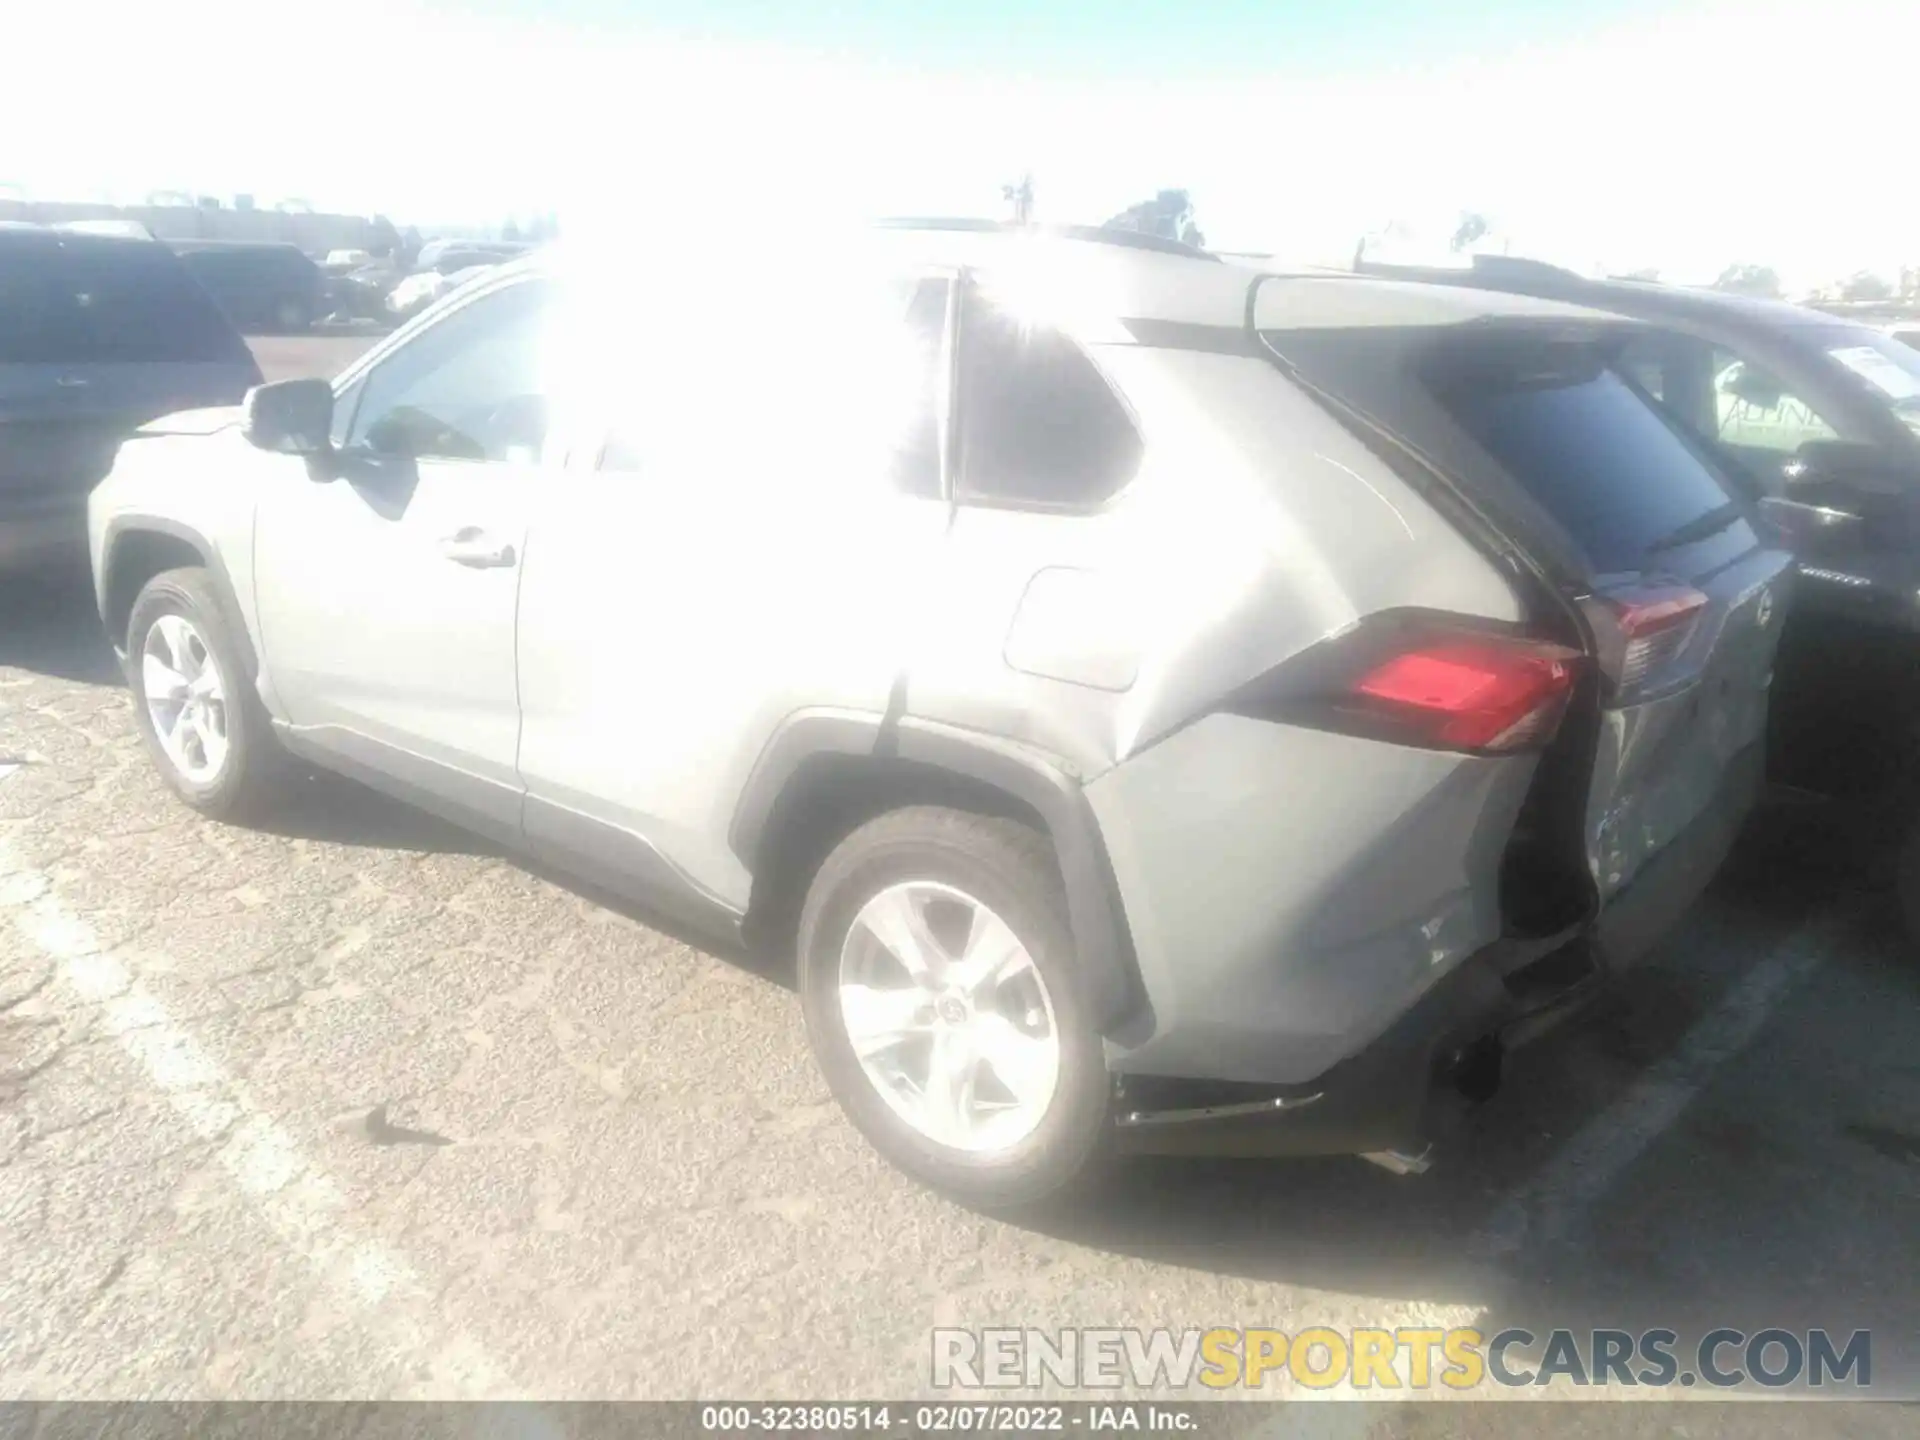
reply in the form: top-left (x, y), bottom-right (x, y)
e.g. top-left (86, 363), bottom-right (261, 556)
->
top-left (439, 527), bottom-right (517, 568)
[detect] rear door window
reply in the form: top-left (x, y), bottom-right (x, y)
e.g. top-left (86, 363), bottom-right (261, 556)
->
top-left (589, 269), bottom-right (953, 496)
top-left (955, 286), bottom-right (1142, 510)
top-left (1442, 365), bottom-right (1743, 573)
top-left (0, 238), bottom-right (250, 365)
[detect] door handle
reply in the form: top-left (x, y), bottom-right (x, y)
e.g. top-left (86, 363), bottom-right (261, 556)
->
top-left (439, 528), bottom-right (517, 568)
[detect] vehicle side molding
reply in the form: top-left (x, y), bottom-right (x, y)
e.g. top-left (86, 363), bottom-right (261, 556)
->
top-left (730, 712), bottom-right (1146, 1035)
top-left (523, 796), bottom-right (745, 947)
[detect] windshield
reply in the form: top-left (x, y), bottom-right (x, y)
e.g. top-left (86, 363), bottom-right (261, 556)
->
top-left (0, 239), bottom-right (252, 366)
top-left (1812, 325), bottom-right (1920, 435)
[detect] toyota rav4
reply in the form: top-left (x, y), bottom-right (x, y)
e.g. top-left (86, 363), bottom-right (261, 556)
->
top-left (88, 223), bottom-right (1792, 1206)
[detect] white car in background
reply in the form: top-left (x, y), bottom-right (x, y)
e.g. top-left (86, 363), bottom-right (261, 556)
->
top-left (384, 263), bottom-right (494, 321)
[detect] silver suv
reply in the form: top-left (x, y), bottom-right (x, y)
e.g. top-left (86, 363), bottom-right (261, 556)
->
top-left (88, 223), bottom-right (1792, 1206)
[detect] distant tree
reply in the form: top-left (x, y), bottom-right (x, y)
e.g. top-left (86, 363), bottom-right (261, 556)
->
top-left (1450, 211), bottom-right (1492, 253)
top-left (1102, 189), bottom-right (1204, 248)
top-left (1002, 174), bottom-right (1035, 225)
top-left (1620, 267), bottom-right (1662, 281)
top-left (368, 214), bottom-right (402, 258)
top-left (1841, 270), bottom-right (1894, 302)
top-left (1714, 264), bottom-right (1783, 298)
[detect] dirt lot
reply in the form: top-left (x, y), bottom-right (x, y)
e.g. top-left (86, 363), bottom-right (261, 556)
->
top-left (1, 332), bottom-right (1917, 1430)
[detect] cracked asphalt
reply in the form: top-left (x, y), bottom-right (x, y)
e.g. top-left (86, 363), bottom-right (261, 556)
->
top-left (1, 336), bottom-right (1918, 1432)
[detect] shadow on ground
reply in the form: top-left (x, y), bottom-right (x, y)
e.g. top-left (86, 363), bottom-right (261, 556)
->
top-left (0, 569), bottom-right (121, 686)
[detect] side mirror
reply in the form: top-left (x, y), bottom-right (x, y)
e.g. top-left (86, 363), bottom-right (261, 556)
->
top-left (1791, 439), bottom-right (1909, 498)
top-left (242, 378), bottom-right (334, 458)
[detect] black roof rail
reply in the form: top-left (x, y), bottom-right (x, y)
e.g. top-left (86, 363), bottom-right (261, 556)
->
top-left (876, 217), bottom-right (1220, 261)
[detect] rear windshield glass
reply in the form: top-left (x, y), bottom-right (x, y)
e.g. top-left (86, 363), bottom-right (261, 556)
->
top-left (0, 239), bottom-right (251, 365)
top-left (1442, 368), bottom-right (1741, 573)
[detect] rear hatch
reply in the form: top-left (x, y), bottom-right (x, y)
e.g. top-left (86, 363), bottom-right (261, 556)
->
top-left (1265, 311), bottom-right (1793, 940)
top-left (0, 233), bottom-right (261, 502)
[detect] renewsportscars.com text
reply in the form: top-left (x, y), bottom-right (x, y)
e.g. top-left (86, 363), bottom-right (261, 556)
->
top-left (931, 1326), bottom-right (1873, 1392)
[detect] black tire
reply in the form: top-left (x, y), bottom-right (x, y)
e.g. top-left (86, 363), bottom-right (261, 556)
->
top-left (126, 567), bottom-right (282, 821)
top-left (796, 806), bottom-right (1110, 1209)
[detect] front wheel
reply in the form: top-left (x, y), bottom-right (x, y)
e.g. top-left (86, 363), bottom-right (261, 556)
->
top-left (796, 807), bottom-right (1110, 1209)
top-left (127, 568), bottom-right (281, 821)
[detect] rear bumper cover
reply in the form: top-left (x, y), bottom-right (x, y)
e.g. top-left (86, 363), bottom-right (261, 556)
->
top-left (1087, 714), bottom-right (1539, 1089)
top-left (1105, 737), bottom-right (1766, 1159)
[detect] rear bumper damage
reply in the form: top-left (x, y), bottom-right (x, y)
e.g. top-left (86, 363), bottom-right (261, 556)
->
top-left (1103, 737), bottom-right (1767, 1161)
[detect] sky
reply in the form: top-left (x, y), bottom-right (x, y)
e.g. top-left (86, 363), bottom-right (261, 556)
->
top-left (4, 0), bottom-right (1916, 288)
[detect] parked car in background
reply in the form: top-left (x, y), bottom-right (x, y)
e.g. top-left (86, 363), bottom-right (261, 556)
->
top-left (384, 263), bottom-right (494, 322)
top-left (1, 227), bottom-right (260, 573)
top-left (322, 248), bottom-right (373, 274)
top-left (324, 258), bottom-right (405, 323)
top-left (87, 226), bottom-right (1788, 1204)
top-left (56, 219), bottom-right (157, 241)
top-left (169, 240), bottom-right (326, 334)
top-left (1362, 256), bottom-right (1920, 935)
top-left (414, 238), bottom-right (528, 272)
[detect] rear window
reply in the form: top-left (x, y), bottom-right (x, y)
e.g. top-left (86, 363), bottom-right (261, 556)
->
top-left (1441, 367), bottom-right (1740, 573)
top-left (0, 238), bottom-right (251, 365)
top-left (955, 287), bottom-right (1143, 510)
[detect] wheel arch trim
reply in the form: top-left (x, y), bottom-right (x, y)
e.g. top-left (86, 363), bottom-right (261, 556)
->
top-left (730, 711), bottom-right (1147, 1036)
top-left (99, 514), bottom-right (258, 682)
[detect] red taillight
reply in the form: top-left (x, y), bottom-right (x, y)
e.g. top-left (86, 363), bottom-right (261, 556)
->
top-left (1223, 613), bottom-right (1585, 756)
top-left (1583, 585), bottom-right (1708, 693)
top-left (1353, 638), bottom-right (1579, 752)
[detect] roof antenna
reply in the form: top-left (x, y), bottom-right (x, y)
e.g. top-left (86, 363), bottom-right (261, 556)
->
top-left (1002, 173), bottom-right (1035, 227)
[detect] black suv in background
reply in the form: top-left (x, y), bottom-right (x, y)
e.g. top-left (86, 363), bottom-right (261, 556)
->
top-left (0, 227), bottom-right (261, 573)
top-left (1366, 257), bottom-right (1920, 920)
top-left (168, 240), bottom-right (327, 334)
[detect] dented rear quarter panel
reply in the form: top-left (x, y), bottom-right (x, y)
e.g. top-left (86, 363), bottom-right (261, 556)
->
top-left (901, 341), bottom-right (1541, 1085)
top-left (906, 344), bottom-right (1528, 778)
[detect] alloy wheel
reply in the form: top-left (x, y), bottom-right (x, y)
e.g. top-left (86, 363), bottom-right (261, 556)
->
top-left (837, 880), bottom-right (1061, 1153)
top-left (141, 613), bottom-right (229, 784)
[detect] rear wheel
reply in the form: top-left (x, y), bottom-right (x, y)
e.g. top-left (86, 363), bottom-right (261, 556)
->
top-left (127, 568), bottom-right (281, 820)
top-left (796, 807), bottom-right (1110, 1209)
top-left (273, 296), bottom-right (311, 333)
